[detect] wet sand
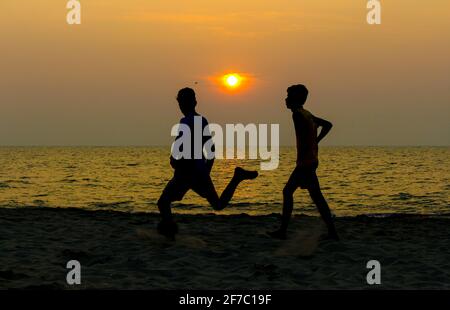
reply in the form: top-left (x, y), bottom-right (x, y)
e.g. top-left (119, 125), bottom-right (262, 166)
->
top-left (1, 207), bottom-right (449, 289)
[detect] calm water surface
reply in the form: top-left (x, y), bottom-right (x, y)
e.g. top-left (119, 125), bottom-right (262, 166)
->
top-left (0, 147), bottom-right (448, 216)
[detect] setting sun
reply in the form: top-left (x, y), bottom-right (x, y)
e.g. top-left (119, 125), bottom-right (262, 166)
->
top-left (223, 73), bottom-right (243, 89)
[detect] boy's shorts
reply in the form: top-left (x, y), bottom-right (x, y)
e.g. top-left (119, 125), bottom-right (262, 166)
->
top-left (159, 169), bottom-right (217, 202)
top-left (288, 163), bottom-right (320, 189)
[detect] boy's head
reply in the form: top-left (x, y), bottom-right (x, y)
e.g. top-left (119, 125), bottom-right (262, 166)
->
top-left (177, 87), bottom-right (197, 115)
top-left (285, 84), bottom-right (309, 109)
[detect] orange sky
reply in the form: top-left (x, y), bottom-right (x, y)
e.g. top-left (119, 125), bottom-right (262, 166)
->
top-left (0, 0), bottom-right (449, 145)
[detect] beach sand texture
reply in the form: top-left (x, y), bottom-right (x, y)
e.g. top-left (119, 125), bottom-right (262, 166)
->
top-left (1, 207), bottom-right (449, 289)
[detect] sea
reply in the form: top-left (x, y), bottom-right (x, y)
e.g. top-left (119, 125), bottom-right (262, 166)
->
top-left (0, 147), bottom-right (448, 217)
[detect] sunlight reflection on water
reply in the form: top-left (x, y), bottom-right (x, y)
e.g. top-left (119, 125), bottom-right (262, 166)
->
top-left (0, 146), bottom-right (448, 216)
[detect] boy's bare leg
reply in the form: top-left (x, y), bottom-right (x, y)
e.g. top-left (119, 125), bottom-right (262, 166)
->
top-left (156, 194), bottom-right (179, 239)
top-left (157, 197), bottom-right (173, 222)
top-left (210, 167), bottom-right (258, 211)
top-left (268, 174), bottom-right (297, 239)
top-left (280, 187), bottom-right (295, 232)
top-left (308, 188), bottom-right (339, 240)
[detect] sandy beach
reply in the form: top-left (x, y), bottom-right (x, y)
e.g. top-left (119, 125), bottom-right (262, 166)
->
top-left (1, 207), bottom-right (449, 290)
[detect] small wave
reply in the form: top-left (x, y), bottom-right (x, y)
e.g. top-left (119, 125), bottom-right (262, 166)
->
top-left (348, 203), bottom-right (364, 207)
top-left (173, 204), bottom-right (204, 210)
top-left (5, 179), bottom-right (31, 185)
top-left (32, 200), bottom-right (47, 206)
top-left (0, 182), bottom-right (10, 189)
top-left (392, 192), bottom-right (414, 200)
top-left (84, 183), bottom-right (100, 187)
top-left (90, 201), bottom-right (134, 208)
top-left (61, 178), bottom-right (78, 183)
top-left (354, 213), bottom-right (450, 219)
top-left (173, 201), bottom-right (279, 209)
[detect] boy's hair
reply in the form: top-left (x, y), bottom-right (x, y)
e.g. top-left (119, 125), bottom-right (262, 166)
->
top-left (287, 84), bottom-right (309, 104)
top-left (177, 87), bottom-right (197, 107)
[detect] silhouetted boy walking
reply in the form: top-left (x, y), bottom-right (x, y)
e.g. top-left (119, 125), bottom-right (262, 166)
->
top-left (269, 85), bottom-right (339, 240)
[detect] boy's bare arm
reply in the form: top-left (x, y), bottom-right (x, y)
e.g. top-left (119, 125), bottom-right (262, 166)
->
top-left (292, 112), bottom-right (302, 139)
top-left (314, 116), bottom-right (333, 143)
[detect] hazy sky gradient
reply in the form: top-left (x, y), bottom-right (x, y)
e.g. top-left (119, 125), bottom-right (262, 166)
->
top-left (1, 0), bottom-right (449, 146)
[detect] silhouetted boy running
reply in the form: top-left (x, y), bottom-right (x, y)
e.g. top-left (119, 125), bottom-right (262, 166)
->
top-left (157, 88), bottom-right (258, 238)
top-left (269, 85), bottom-right (339, 240)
